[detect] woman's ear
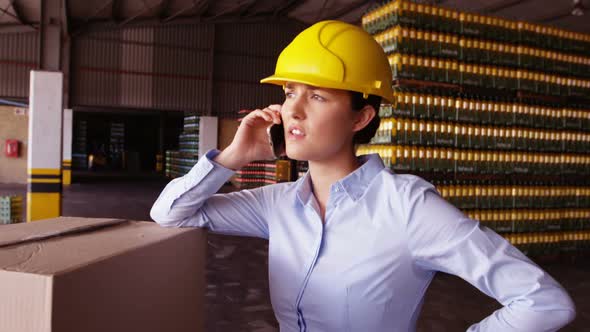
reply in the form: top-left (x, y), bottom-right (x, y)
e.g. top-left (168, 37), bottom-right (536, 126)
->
top-left (352, 105), bottom-right (376, 133)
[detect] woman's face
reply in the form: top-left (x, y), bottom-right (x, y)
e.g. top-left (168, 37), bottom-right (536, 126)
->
top-left (281, 82), bottom-right (362, 162)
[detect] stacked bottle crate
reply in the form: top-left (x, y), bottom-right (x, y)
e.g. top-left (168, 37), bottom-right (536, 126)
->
top-left (109, 122), bottom-right (125, 169)
top-left (72, 120), bottom-right (88, 170)
top-left (232, 161), bottom-right (278, 189)
top-left (360, 0), bottom-right (590, 255)
top-left (0, 195), bottom-right (23, 224)
top-left (165, 114), bottom-right (200, 179)
top-left (156, 154), bottom-right (163, 173)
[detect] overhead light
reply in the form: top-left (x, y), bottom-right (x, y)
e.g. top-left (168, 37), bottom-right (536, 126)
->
top-left (572, 0), bottom-right (584, 16)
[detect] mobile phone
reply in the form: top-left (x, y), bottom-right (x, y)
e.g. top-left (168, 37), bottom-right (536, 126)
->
top-left (268, 123), bottom-right (285, 159)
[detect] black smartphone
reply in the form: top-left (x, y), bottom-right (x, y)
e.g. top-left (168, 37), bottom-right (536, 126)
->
top-left (268, 123), bottom-right (286, 159)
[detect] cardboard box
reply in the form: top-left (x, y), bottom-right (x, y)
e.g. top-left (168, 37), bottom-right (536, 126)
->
top-left (0, 217), bottom-right (206, 332)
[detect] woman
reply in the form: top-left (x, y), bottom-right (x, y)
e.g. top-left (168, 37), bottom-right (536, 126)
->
top-left (151, 21), bottom-right (575, 331)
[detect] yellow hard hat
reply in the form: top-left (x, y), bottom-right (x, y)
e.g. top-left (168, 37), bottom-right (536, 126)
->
top-left (260, 20), bottom-right (393, 102)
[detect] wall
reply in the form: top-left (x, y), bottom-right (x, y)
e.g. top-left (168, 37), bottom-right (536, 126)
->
top-left (72, 25), bottom-right (213, 112)
top-left (69, 21), bottom-right (304, 117)
top-left (0, 32), bottom-right (38, 100)
top-left (1, 22), bottom-right (304, 118)
top-left (0, 106), bottom-right (28, 184)
top-left (213, 22), bottom-right (303, 118)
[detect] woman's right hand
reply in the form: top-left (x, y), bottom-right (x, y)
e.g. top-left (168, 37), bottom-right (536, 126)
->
top-left (214, 104), bottom-right (282, 170)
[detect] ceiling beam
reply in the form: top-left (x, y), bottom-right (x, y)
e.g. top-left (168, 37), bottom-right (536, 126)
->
top-left (163, 0), bottom-right (196, 22)
top-left (119, 0), bottom-right (166, 26)
top-left (162, 0), bottom-right (210, 22)
top-left (324, 0), bottom-right (373, 20)
top-left (194, 0), bottom-right (211, 16)
top-left (206, 0), bottom-right (254, 20)
top-left (158, 0), bottom-right (171, 18)
top-left (477, 0), bottom-right (531, 14)
top-left (315, 0), bottom-right (329, 22)
top-left (533, 10), bottom-right (572, 23)
top-left (71, 0), bottom-right (114, 35)
top-left (9, 0), bottom-right (25, 24)
top-left (72, 14), bottom-right (281, 34)
top-left (0, 3), bottom-right (10, 21)
top-left (273, 0), bottom-right (303, 18)
top-left (111, 0), bottom-right (123, 22)
top-left (242, 0), bottom-right (270, 18)
top-left (0, 2), bottom-right (38, 30)
top-left (0, 3), bottom-right (19, 23)
top-left (81, 0), bottom-right (115, 26)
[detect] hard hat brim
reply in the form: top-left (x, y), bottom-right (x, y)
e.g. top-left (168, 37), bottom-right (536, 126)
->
top-left (260, 73), bottom-right (340, 91)
top-left (260, 73), bottom-right (392, 102)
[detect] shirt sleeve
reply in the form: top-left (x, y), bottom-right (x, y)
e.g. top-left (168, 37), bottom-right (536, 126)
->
top-left (402, 175), bottom-right (576, 332)
top-left (150, 149), bottom-right (270, 239)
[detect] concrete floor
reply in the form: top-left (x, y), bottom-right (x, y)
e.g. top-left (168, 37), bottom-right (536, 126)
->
top-left (1, 178), bottom-right (588, 331)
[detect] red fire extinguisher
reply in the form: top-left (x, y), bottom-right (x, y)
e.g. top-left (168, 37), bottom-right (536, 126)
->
top-left (5, 139), bottom-right (20, 158)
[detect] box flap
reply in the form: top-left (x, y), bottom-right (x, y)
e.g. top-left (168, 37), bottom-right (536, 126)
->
top-left (0, 217), bottom-right (126, 248)
top-left (0, 218), bottom-right (201, 276)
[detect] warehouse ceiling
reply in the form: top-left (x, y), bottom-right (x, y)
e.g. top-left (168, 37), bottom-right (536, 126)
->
top-left (0, 0), bottom-right (589, 34)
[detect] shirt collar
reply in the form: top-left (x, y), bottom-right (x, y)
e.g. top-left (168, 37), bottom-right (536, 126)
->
top-left (295, 154), bottom-right (385, 205)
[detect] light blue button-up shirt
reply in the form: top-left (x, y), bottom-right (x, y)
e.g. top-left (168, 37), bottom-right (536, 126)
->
top-left (150, 149), bottom-right (575, 332)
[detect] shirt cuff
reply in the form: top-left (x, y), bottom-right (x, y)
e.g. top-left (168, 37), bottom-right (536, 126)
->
top-left (184, 149), bottom-right (235, 189)
top-left (206, 149), bottom-right (238, 172)
top-left (153, 149), bottom-right (237, 221)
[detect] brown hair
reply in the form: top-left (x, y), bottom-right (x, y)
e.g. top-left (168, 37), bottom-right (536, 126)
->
top-left (350, 92), bottom-right (382, 144)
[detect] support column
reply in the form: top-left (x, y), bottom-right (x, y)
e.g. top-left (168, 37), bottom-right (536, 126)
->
top-left (25, 0), bottom-right (65, 221)
top-left (62, 108), bottom-right (73, 185)
top-left (39, 0), bottom-right (62, 71)
top-left (27, 71), bottom-right (63, 222)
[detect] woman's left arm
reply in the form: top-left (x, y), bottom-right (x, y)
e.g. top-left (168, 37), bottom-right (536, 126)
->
top-left (401, 176), bottom-right (576, 331)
